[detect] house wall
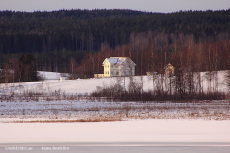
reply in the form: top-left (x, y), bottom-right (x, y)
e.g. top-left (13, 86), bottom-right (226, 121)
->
top-left (109, 64), bottom-right (120, 77)
top-left (103, 58), bottom-right (136, 77)
top-left (118, 64), bottom-right (135, 76)
top-left (119, 59), bottom-right (135, 76)
top-left (103, 60), bottom-right (111, 77)
top-left (104, 64), bottom-right (120, 77)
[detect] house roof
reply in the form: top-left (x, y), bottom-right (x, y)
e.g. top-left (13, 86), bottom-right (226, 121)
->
top-left (107, 58), bottom-right (119, 64)
top-left (103, 57), bottom-right (136, 65)
top-left (164, 63), bottom-right (174, 69)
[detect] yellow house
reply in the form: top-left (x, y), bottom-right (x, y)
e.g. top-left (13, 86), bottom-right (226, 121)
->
top-left (164, 63), bottom-right (175, 75)
top-left (102, 57), bottom-right (136, 77)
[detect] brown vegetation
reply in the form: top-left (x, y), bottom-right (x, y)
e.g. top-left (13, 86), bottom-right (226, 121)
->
top-left (75, 32), bottom-right (230, 78)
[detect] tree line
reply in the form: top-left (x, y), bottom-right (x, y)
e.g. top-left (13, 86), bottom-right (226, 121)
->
top-left (76, 31), bottom-right (230, 78)
top-left (0, 53), bottom-right (39, 83)
top-left (0, 9), bottom-right (230, 80)
top-left (0, 9), bottom-right (230, 55)
top-left (1, 31), bottom-right (230, 80)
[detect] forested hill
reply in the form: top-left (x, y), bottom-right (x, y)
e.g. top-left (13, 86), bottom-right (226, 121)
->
top-left (1, 9), bottom-right (230, 54)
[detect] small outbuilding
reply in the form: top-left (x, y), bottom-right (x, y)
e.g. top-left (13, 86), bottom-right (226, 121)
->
top-left (164, 63), bottom-right (175, 75)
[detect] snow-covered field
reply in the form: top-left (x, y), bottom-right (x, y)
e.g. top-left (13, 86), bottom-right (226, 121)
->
top-left (1, 70), bottom-right (229, 95)
top-left (0, 71), bottom-right (230, 147)
top-left (0, 100), bottom-right (230, 123)
top-left (0, 71), bottom-right (229, 122)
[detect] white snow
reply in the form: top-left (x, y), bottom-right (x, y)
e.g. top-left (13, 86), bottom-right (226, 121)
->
top-left (1, 119), bottom-right (230, 143)
top-left (37, 71), bottom-right (62, 80)
top-left (1, 100), bottom-right (229, 122)
top-left (1, 70), bottom-right (229, 95)
top-left (0, 71), bottom-right (230, 144)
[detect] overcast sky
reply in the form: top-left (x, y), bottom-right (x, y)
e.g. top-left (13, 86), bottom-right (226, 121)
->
top-left (0, 0), bottom-right (229, 13)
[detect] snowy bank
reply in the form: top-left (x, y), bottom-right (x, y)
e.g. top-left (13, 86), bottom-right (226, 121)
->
top-left (1, 70), bottom-right (229, 95)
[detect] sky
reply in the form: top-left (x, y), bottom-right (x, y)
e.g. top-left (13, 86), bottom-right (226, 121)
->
top-left (0, 0), bottom-right (229, 13)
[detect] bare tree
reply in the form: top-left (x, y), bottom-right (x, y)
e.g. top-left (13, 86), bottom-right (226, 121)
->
top-left (69, 57), bottom-right (77, 79)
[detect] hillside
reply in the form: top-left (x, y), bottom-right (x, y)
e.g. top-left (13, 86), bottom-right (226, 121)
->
top-left (1, 9), bottom-right (230, 79)
top-left (0, 9), bottom-right (230, 54)
top-left (1, 71), bottom-right (228, 95)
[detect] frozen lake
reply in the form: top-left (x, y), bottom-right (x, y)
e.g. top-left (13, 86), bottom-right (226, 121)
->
top-left (1, 119), bottom-right (230, 153)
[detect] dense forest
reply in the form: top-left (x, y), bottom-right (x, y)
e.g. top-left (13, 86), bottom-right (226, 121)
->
top-left (1, 9), bottom-right (230, 54)
top-left (0, 9), bottom-right (230, 80)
